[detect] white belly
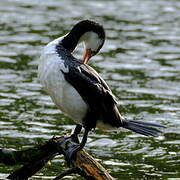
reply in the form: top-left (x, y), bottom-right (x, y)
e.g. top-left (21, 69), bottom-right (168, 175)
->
top-left (38, 41), bottom-right (88, 124)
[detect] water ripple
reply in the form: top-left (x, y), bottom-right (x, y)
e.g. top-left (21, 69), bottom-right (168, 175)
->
top-left (0, 0), bottom-right (179, 179)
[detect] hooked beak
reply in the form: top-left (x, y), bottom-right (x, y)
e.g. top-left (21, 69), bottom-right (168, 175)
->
top-left (82, 48), bottom-right (92, 64)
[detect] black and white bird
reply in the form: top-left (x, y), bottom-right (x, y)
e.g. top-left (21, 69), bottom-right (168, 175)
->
top-left (38, 20), bottom-right (165, 159)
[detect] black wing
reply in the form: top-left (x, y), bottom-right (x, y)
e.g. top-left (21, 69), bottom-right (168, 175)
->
top-left (62, 62), bottom-right (124, 129)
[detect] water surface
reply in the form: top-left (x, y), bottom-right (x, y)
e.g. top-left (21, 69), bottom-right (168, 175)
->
top-left (0, 0), bottom-right (180, 179)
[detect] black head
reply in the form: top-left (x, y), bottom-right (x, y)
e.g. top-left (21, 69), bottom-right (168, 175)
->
top-left (71, 20), bottom-right (105, 42)
top-left (62, 20), bottom-right (105, 64)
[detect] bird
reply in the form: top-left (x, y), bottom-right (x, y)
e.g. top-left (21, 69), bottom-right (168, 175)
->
top-left (38, 20), bottom-right (165, 160)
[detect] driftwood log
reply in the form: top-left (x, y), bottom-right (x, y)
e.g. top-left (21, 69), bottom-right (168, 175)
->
top-left (0, 135), bottom-right (115, 180)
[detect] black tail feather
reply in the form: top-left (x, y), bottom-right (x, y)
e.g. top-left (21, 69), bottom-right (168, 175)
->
top-left (123, 120), bottom-right (166, 136)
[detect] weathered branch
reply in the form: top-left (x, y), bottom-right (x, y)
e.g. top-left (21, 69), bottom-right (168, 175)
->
top-left (0, 135), bottom-right (115, 180)
top-left (0, 140), bottom-right (57, 166)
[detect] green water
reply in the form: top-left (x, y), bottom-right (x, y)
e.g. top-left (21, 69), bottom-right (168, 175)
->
top-left (0, 0), bottom-right (180, 179)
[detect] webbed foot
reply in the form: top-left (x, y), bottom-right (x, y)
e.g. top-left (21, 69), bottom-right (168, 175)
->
top-left (65, 143), bottom-right (82, 166)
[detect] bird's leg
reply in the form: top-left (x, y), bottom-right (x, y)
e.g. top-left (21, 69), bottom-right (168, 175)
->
top-left (70, 124), bottom-right (82, 143)
top-left (78, 128), bottom-right (89, 148)
top-left (65, 128), bottom-right (89, 164)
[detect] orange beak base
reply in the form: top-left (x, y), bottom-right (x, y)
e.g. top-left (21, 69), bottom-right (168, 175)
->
top-left (82, 48), bottom-right (92, 64)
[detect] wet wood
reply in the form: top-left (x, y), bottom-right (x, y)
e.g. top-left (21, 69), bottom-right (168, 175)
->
top-left (0, 136), bottom-right (115, 180)
top-left (74, 150), bottom-right (115, 180)
top-left (54, 136), bottom-right (115, 180)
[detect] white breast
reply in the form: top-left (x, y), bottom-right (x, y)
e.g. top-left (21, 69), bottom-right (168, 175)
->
top-left (38, 38), bottom-right (88, 124)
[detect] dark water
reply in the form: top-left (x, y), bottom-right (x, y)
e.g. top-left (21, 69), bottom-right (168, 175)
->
top-left (0, 0), bottom-right (180, 179)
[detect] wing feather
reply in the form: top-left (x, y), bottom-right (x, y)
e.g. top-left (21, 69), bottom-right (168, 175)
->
top-left (62, 63), bottom-right (124, 128)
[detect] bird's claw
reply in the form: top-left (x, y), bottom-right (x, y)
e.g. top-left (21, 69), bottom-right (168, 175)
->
top-left (65, 143), bottom-right (81, 166)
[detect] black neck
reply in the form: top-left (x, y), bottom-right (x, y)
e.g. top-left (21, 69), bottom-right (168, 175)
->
top-left (61, 30), bottom-right (82, 53)
top-left (60, 20), bottom-right (105, 53)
